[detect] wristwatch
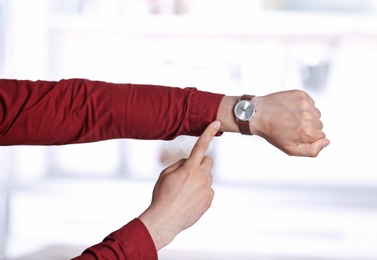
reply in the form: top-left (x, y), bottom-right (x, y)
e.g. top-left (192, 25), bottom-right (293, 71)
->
top-left (234, 94), bottom-right (256, 135)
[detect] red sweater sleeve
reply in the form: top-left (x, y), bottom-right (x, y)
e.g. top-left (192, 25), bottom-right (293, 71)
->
top-left (0, 78), bottom-right (224, 145)
top-left (71, 218), bottom-right (158, 260)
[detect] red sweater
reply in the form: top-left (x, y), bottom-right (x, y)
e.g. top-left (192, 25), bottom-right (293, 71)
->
top-left (0, 78), bottom-right (224, 259)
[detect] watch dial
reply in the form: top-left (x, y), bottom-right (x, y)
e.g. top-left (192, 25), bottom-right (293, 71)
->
top-left (245, 105), bottom-right (254, 118)
top-left (235, 100), bottom-right (255, 121)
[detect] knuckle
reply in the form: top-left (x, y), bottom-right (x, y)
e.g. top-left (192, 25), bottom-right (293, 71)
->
top-left (305, 149), bottom-right (319, 158)
top-left (299, 125), bottom-right (315, 140)
top-left (161, 167), bottom-right (172, 175)
top-left (314, 107), bottom-right (322, 118)
top-left (208, 173), bottom-right (213, 184)
top-left (316, 120), bottom-right (324, 130)
top-left (294, 89), bottom-right (308, 98)
top-left (198, 176), bottom-right (208, 188)
top-left (289, 144), bottom-right (319, 158)
top-left (301, 111), bottom-right (313, 121)
top-left (310, 152), bottom-right (319, 158)
top-left (285, 148), bottom-right (296, 156)
top-left (205, 189), bottom-right (215, 208)
top-left (197, 172), bottom-right (213, 188)
top-left (178, 158), bottom-right (187, 164)
top-left (202, 156), bottom-right (213, 167)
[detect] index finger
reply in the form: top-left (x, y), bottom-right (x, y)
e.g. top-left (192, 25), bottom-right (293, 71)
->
top-left (186, 121), bottom-right (221, 166)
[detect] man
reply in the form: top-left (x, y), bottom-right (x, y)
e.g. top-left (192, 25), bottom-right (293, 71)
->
top-left (0, 78), bottom-right (329, 259)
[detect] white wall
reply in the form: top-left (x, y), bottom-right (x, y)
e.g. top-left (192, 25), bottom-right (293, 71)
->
top-left (1, 1), bottom-right (377, 259)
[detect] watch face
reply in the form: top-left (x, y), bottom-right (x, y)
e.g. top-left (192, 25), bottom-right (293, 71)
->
top-left (234, 100), bottom-right (255, 121)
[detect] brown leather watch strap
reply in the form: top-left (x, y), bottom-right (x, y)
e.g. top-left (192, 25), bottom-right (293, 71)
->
top-left (238, 95), bottom-right (255, 135)
top-left (239, 120), bottom-right (251, 135)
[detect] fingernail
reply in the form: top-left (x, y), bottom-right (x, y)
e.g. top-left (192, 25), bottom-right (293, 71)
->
top-left (214, 121), bottom-right (221, 130)
top-left (322, 140), bottom-right (330, 149)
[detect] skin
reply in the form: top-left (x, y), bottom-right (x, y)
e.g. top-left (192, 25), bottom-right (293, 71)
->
top-left (139, 121), bottom-right (220, 250)
top-left (140, 90), bottom-right (330, 251)
top-left (217, 89), bottom-right (330, 157)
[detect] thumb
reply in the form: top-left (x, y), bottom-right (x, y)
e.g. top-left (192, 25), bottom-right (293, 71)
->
top-left (186, 121), bottom-right (221, 166)
top-left (296, 138), bottom-right (330, 157)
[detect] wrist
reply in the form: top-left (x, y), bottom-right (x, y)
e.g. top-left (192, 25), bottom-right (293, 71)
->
top-left (138, 207), bottom-right (179, 251)
top-left (216, 96), bottom-right (240, 133)
top-left (248, 96), bottom-right (262, 136)
top-left (217, 95), bottom-right (261, 135)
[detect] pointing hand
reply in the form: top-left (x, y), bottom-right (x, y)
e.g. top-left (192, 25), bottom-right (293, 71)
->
top-left (139, 121), bottom-right (221, 250)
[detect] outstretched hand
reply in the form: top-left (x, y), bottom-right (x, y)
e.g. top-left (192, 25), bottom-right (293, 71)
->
top-left (139, 120), bottom-right (220, 251)
top-left (250, 90), bottom-right (330, 157)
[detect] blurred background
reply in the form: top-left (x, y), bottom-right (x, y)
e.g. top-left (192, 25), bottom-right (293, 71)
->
top-left (1, 0), bottom-right (377, 259)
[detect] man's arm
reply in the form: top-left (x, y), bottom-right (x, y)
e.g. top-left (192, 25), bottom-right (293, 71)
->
top-left (72, 121), bottom-right (220, 259)
top-left (0, 78), bottom-right (329, 156)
